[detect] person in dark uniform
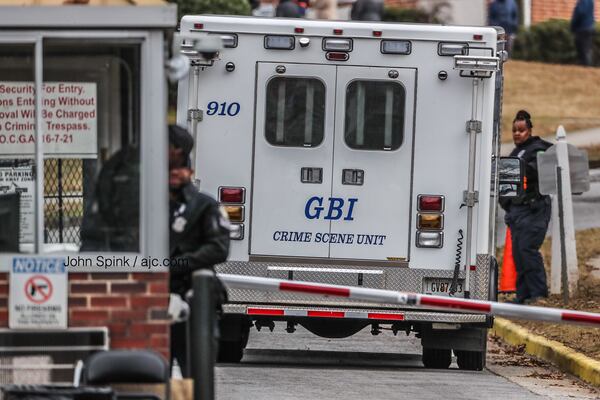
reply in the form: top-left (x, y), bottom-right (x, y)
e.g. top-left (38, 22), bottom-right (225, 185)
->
top-left (276, 0), bottom-right (302, 18)
top-left (351, 0), bottom-right (384, 21)
top-left (571, 0), bottom-right (595, 66)
top-left (500, 110), bottom-right (552, 304)
top-left (167, 124), bottom-right (230, 377)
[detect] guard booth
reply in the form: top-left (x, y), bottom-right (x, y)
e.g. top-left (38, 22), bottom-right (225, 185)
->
top-left (0, 0), bottom-right (175, 383)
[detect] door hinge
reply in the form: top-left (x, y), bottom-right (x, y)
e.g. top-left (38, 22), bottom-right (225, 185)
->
top-left (187, 109), bottom-right (203, 123)
top-left (466, 120), bottom-right (482, 134)
top-left (462, 190), bottom-right (479, 207)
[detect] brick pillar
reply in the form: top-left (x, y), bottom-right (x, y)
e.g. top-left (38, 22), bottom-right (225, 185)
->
top-left (69, 272), bottom-right (170, 360)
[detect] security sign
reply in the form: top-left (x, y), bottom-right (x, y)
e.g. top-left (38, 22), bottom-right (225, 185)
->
top-left (9, 257), bottom-right (67, 329)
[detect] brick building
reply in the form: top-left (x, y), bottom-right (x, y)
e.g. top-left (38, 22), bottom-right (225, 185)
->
top-left (383, 0), bottom-right (600, 26)
top-left (0, 272), bottom-right (170, 358)
top-left (528, 0), bottom-right (599, 24)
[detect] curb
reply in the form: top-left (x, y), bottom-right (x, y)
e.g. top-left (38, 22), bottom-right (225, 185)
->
top-left (492, 317), bottom-right (600, 387)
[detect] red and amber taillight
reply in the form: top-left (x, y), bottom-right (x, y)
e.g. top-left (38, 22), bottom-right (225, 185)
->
top-left (416, 195), bottom-right (444, 248)
top-left (218, 186), bottom-right (246, 240)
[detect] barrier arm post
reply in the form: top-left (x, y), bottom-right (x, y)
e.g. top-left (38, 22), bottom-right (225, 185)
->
top-left (190, 269), bottom-right (216, 400)
top-left (550, 126), bottom-right (578, 296)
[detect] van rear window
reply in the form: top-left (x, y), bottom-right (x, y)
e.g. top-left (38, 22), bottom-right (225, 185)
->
top-left (344, 80), bottom-right (405, 151)
top-left (265, 77), bottom-right (325, 148)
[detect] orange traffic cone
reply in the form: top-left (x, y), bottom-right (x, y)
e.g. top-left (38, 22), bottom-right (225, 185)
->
top-left (499, 227), bottom-right (517, 293)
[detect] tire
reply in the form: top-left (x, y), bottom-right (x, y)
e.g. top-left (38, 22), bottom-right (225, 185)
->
top-left (217, 316), bottom-right (250, 363)
top-left (217, 341), bottom-right (245, 363)
top-left (422, 347), bottom-right (452, 369)
top-left (455, 350), bottom-right (485, 371)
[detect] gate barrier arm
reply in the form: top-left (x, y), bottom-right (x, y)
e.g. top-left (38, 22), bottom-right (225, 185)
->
top-left (218, 274), bottom-right (600, 328)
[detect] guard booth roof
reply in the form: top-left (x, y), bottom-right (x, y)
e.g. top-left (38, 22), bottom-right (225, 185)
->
top-left (0, 0), bottom-right (177, 28)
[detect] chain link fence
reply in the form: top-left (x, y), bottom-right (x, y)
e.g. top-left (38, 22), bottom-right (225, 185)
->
top-left (44, 159), bottom-right (84, 246)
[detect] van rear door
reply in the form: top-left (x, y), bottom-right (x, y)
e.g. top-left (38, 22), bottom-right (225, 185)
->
top-left (251, 62), bottom-right (336, 257)
top-left (329, 67), bottom-right (416, 261)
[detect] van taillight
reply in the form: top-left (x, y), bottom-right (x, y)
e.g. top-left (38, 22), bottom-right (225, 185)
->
top-left (418, 195), bottom-right (444, 212)
top-left (418, 213), bottom-right (443, 230)
top-left (416, 195), bottom-right (445, 249)
top-left (224, 205), bottom-right (245, 222)
top-left (219, 187), bottom-right (245, 203)
top-left (326, 52), bottom-right (349, 61)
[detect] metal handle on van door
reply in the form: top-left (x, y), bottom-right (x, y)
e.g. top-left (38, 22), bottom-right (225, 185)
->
top-left (342, 169), bottom-right (365, 185)
top-left (301, 167), bottom-right (323, 184)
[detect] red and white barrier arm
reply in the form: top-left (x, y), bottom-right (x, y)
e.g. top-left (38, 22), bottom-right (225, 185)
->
top-left (218, 273), bottom-right (600, 328)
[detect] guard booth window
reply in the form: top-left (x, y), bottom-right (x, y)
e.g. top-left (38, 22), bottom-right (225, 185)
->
top-left (344, 80), bottom-right (405, 151)
top-left (265, 77), bottom-right (325, 147)
top-left (0, 39), bottom-right (141, 253)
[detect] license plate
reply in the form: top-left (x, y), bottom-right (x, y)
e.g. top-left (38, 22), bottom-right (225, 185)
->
top-left (423, 278), bottom-right (464, 297)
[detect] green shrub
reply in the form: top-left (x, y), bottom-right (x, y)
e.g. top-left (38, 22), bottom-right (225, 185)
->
top-left (382, 7), bottom-right (440, 24)
top-left (512, 19), bottom-right (600, 66)
top-left (173, 0), bottom-right (251, 19)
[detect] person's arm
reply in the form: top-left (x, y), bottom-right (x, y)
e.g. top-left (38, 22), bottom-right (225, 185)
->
top-left (171, 204), bottom-right (230, 273)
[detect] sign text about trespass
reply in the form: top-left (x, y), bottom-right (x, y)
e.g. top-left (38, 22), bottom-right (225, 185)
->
top-left (0, 82), bottom-right (97, 157)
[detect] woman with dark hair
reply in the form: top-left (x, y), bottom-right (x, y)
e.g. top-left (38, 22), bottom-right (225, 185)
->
top-left (500, 110), bottom-right (552, 304)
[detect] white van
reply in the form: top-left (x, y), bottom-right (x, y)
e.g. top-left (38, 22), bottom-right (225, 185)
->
top-left (177, 15), bottom-right (512, 371)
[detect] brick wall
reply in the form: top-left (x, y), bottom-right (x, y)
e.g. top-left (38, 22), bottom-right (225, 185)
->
top-left (531, 0), bottom-right (600, 24)
top-left (0, 272), bottom-right (171, 361)
top-left (385, 0), bottom-right (419, 8)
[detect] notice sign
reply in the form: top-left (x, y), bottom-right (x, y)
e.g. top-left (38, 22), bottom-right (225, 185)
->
top-left (9, 257), bottom-right (68, 329)
top-left (0, 82), bottom-right (97, 158)
top-left (0, 165), bottom-right (34, 244)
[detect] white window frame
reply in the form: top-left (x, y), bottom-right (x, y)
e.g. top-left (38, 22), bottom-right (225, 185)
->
top-left (0, 30), bottom-right (168, 272)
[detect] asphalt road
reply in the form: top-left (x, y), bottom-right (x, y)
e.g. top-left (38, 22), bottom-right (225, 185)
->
top-left (215, 323), bottom-right (598, 400)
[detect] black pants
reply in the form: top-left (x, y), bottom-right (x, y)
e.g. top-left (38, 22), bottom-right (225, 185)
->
top-left (171, 320), bottom-right (190, 377)
top-left (170, 278), bottom-right (226, 377)
top-left (506, 198), bottom-right (551, 301)
top-left (575, 30), bottom-right (594, 66)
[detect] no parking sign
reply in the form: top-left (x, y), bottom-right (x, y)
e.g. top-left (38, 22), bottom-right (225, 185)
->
top-left (9, 257), bottom-right (67, 329)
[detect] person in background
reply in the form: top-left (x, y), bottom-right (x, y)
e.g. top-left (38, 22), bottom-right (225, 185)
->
top-left (488, 0), bottom-right (519, 55)
top-left (168, 124), bottom-right (230, 377)
top-left (313, 0), bottom-right (337, 20)
top-left (571, 0), bottom-right (595, 66)
top-left (500, 110), bottom-right (552, 305)
top-left (276, 0), bottom-right (303, 18)
top-left (350, 0), bottom-right (383, 21)
top-left (297, 0), bottom-right (309, 17)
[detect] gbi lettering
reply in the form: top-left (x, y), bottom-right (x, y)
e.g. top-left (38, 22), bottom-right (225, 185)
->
top-left (305, 196), bottom-right (358, 221)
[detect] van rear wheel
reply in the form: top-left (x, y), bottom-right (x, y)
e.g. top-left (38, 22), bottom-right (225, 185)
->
top-left (455, 350), bottom-right (485, 371)
top-left (217, 315), bottom-right (250, 363)
top-left (422, 347), bottom-right (452, 369)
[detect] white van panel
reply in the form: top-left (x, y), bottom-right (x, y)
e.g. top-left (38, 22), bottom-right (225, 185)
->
top-left (251, 63), bottom-right (337, 257)
top-left (329, 66), bottom-right (416, 260)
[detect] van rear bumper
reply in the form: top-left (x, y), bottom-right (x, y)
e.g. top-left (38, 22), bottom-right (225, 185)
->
top-left (216, 255), bottom-right (493, 308)
top-left (223, 303), bottom-right (490, 326)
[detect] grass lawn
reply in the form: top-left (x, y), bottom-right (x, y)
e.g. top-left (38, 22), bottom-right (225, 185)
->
top-left (499, 228), bottom-right (600, 359)
top-left (502, 60), bottom-right (600, 143)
